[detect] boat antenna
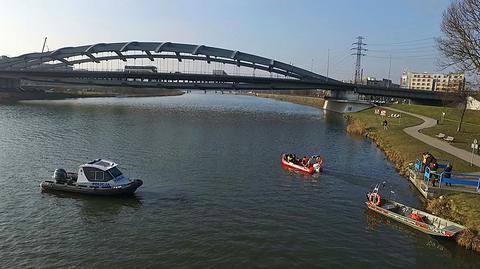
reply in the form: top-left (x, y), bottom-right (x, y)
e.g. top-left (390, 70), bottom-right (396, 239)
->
top-left (41, 37), bottom-right (48, 53)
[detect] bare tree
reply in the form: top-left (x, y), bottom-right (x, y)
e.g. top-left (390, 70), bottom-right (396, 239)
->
top-left (438, 0), bottom-right (480, 73)
top-left (455, 78), bottom-right (468, 132)
top-left (437, 0), bottom-right (480, 132)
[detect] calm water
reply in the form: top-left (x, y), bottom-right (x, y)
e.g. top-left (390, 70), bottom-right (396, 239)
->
top-left (0, 93), bottom-right (478, 268)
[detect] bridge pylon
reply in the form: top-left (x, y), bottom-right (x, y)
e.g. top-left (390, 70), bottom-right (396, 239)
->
top-left (323, 88), bottom-right (372, 113)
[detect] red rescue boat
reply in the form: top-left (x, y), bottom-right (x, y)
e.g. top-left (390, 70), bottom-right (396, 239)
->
top-left (281, 154), bottom-right (324, 175)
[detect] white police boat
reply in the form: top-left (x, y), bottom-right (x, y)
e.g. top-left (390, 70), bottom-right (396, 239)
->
top-left (41, 159), bottom-right (143, 196)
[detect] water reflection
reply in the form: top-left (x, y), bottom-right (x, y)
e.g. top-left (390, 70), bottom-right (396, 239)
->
top-left (365, 209), bottom-right (454, 254)
top-left (281, 166), bottom-right (323, 181)
top-left (41, 191), bottom-right (143, 223)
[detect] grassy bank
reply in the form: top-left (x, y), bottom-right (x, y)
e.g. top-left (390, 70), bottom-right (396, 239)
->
top-left (253, 94), bottom-right (480, 250)
top-left (347, 107), bottom-right (478, 174)
top-left (348, 107), bottom-right (480, 249)
top-left (391, 104), bottom-right (480, 153)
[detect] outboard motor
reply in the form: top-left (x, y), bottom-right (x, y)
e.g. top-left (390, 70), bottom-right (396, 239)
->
top-left (53, 168), bottom-right (67, 183)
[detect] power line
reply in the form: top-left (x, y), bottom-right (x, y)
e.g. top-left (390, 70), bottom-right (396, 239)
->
top-left (330, 55), bottom-right (354, 76)
top-left (368, 46), bottom-right (436, 53)
top-left (367, 54), bottom-right (438, 59)
top-left (332, 53), bottom-right (353, 66)
top-left (368, 37), bottom-right (435, 46)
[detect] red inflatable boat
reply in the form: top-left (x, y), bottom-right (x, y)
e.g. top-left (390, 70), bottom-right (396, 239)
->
top-left (281, 154), bottom-right (323, 175)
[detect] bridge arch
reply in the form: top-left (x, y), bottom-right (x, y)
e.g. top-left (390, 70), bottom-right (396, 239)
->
top-left (0, 41), bottom-right (330, 81)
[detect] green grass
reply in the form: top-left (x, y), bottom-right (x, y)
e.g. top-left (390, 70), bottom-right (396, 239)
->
top-left (259, 94), bottom-right (480, 231)
top-left (351, 106), bottom-right (480, 231)
top-left (349, 107), bottom-right (478, 173)
top-left (450, 193), bottom-right (480, 231)
top-left (391, 104), bottom-right (480, 153)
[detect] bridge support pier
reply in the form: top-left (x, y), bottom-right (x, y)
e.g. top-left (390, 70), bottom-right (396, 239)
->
top-left (323, 90), bottom-right (373, 113)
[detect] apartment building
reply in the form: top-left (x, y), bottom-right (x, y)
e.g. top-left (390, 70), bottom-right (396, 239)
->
top-left (400, 72), bottom-right (464, 91)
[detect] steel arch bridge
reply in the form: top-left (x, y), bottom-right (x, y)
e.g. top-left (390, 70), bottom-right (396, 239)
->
top-left (0, 41), bottom-right (331, 82)
top-left (0, 41), bottom-right (452, 104)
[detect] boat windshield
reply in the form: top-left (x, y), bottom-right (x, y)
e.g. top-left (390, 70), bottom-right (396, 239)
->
top-left (108, 167), bottom-right (123, 178)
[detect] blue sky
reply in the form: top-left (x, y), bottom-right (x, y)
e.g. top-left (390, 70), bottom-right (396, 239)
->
top-left (0, 0), bottom-right (452, 82)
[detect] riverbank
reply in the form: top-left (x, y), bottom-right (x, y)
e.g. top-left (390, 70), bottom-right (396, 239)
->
top-left (255, 93), bottom-right (480, 252)
top-left (346, 106), bottom-right (480, 252)
top-left (0, 86), bottom-right (184, 103)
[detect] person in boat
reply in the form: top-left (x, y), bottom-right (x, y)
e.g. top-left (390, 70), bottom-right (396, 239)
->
top-left (293, 154), bottom-right (299, 164)
top-left (286, 154), bottom-right (297, 164)
top-left (302, 156), bottom-right (309, 167)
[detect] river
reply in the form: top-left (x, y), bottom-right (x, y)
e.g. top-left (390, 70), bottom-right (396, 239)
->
top-left (0, 92), bottom-right (478, 268)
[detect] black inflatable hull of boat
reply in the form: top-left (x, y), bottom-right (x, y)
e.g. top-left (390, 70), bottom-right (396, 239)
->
top-left (40, 179), bottom-right (143, 196)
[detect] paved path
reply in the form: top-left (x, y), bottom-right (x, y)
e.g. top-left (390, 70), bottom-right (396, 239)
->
top-left (382, 106), bottom-right (480, 168)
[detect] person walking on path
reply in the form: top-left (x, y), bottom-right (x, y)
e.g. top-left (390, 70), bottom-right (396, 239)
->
top-left (383, 119), bottom-right (388, 130)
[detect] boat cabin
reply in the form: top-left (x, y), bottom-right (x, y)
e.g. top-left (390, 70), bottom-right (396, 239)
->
top-left (77, 159), bottom-right (128, 184)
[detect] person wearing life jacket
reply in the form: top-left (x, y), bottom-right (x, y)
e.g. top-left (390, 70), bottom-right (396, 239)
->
top-left (316, 156), bottom-right (323, 166)
top-left (302, 156), bottom-right (309, 167)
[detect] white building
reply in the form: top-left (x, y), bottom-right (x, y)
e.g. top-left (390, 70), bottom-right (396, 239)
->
top-left (400, 72), bottom-right (464, 92)
top-left (467, 96), bottom-right (480, 110)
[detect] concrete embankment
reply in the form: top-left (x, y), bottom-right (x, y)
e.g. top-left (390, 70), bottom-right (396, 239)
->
top-left (254, 93), bottom-right (372, 113)
top-left (255, 93), bottom-right (325, 109)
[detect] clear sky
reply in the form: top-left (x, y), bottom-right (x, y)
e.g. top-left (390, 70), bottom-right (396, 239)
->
top-left (0, 0), bottom-right (453, 82)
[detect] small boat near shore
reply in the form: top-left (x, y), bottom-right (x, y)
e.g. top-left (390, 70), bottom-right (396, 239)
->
top-left (281, 154), bottom-right (324, 175)
top-left (41, 159), bottom-right (143, 196)
top-left (366, 184), bottom-right (465, 238)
